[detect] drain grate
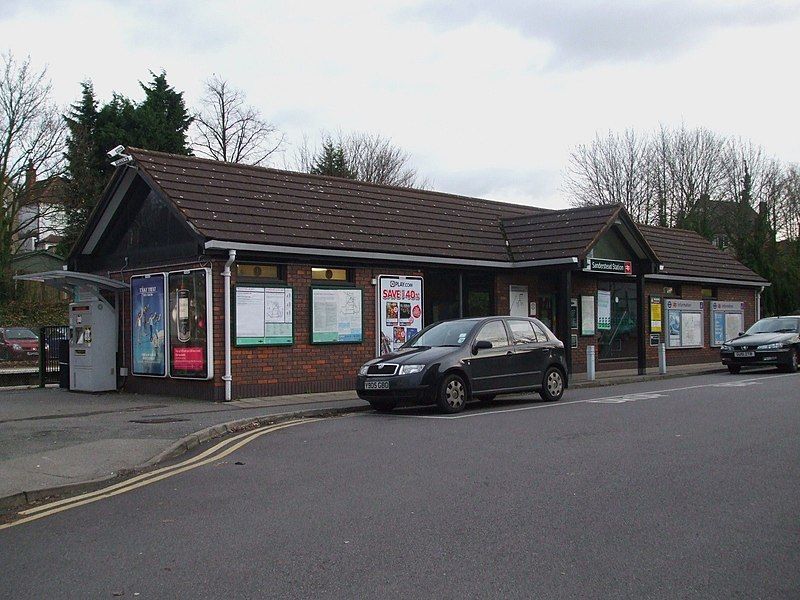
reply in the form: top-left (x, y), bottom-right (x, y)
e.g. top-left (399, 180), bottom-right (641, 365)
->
top-left (129, 417), bottom-right (191, 424)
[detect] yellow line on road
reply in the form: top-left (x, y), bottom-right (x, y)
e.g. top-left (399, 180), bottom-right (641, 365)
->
top-left (2, 418), bottom-right (317, 531)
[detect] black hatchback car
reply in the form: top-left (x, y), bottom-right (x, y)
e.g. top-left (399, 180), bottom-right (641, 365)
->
top-left (720, 316), bottom-right (800, 373)
top-left (356, 316), bottom-right (569, 413)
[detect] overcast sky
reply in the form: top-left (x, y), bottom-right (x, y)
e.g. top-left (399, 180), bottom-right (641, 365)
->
top-left (2, 0), bottom-right (799, 209)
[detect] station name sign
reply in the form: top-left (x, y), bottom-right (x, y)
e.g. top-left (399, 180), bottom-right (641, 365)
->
top-left (585, 258), bottom-right (632, 275)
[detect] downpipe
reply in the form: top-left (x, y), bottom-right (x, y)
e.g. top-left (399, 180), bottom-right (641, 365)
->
top-left (223, 250), bottom-right (236, 401)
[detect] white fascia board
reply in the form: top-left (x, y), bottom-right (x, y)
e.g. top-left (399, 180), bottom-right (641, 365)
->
top-left (203, 240), bottom-right (578, 269)
top-left (645, 273), bottom-right (770, 288)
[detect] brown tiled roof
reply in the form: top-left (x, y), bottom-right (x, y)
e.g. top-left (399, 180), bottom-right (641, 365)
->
top-left (119, 149), bottom-right (766, 285)
top-left (503, 204), bottom-right (625, 262)
top-left (129, 148), bottom-right (543, 263)
top-left (639, 224), bottom-right (767, 283)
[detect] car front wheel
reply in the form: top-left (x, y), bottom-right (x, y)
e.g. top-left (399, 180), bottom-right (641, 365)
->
top-left (437, 373), bottom-right (469, 413)
top-left (781, 349), bottom-right (799, 373)
top-left (539, 367), bottom-right (564, 402)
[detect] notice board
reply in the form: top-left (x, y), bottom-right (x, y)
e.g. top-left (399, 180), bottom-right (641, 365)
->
top-left (235, 286), bottom-right (293, 346)
top-left (311, 287), bottom-right (363, 344)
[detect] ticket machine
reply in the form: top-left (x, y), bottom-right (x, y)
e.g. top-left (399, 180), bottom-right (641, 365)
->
top-left (69, 296), bottom-right (118, 392)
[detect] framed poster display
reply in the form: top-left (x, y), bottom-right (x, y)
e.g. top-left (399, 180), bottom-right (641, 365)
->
top-left (597, 290), bottom-right (611, 331)
top-left (311, 287), bottom-right (363, 344)
top-left (235, 286), bottom-right (293, 346)
top-left (650, 296), bottom-right (662, 333)
top-left (710, 301), bottom-right (745, 347)
top-left (167, 268), bottom-right (213, 379)
top-left (377, 275), bottom-right (424, 355)
top-left (580, 296), bottom-right (595, 336)
top-left (664, 299), bottom-right (704, 349)
top-left (130, 273), bottom-right (167, 377)
top-left (509, 285), bottom-right (528, 318)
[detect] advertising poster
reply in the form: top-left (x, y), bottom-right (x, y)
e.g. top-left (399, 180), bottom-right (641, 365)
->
top-left (131, 274), bottom-right (166, 377)
top-left (650, 296), bottom-right (662, 333)
top-left (377, 275), bottom-right (423, 355)
top-left (668, 310), bottom-right (681, 346)
top-left (168, 268), bottom-right (213, 379)
top-left (580, 296), bottom-right (595, 336)
top-left (509, 285), bottom-right (528, 318)
top-left (597, 290), bottom-right (611, 331)
top-left (311, 287), bottom-right (363, 343)
top-left (235, 286), bottom-right (293, 345)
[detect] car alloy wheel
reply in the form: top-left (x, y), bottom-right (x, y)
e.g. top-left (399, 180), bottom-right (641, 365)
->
top-left (539, 367), bottom-right (564, 402)
top-left (438, 373), bottom-right (468, 413)
top-left (786, 349), bottom-right (799, 373)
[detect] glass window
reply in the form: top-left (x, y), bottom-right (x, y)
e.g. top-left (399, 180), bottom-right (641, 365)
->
top-left (463, 272), bottom-right (494, 318)
top-left (238, 264), bottom-right (280, 281)
top-left (531, 321), bottom-right (549, 342)
top-left (508, 320), bottom-right (537, 344)
top-left (424, 269), bottom-right (461, 323)
top-left (311, 268), bottom-right (349, 282)
top-left (701, 287), bottom-right (717, 299)
top-left (476, 320), bottom-right (509, 347)
top-left (406, 320), bottom-right (478, 347)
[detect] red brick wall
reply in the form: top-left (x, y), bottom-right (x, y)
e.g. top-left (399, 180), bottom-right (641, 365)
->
top-left (228, 264), bottom-right (422, 399)
top-left (107, 260), bottom-right (761, 399)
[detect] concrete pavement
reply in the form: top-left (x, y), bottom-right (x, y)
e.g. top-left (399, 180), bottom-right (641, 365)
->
top-left (0, 362), bottom-right (726, 510)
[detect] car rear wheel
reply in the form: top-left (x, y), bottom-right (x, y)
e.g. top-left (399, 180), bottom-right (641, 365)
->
top-left (727, 365), bottom-right (741, 374)
top-left (539, 367), bottom-right (564, 402)
top-left (437, 373), bottom-right (468, 413)
top-left (368, 400), bottom-right (397, 413)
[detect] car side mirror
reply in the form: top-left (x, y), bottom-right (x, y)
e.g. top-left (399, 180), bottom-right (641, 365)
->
top-left (472, 340), bottom-right (492, 355)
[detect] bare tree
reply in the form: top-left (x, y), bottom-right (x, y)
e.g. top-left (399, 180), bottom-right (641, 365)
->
top-left (292, 130), bottom-right (429, 188)
top-left (192, 75), bottom-right (284, 166)
top-left (564, 129), bottom-right (655, 224)
top-left (0, 52), bottom-right (66, 301)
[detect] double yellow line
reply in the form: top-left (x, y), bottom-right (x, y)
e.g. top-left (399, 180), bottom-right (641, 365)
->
top-left (1, 418), bottom-right (317, 531)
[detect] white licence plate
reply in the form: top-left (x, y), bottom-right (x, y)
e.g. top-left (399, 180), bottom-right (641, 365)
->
top-left (734, 351), bottom-right (755, 358)
top-left (365, 380), bottom-right (389, 390)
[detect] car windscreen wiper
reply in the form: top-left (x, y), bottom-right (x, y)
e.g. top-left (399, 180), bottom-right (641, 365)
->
top-left (773, 329), bottom-right (797, 333)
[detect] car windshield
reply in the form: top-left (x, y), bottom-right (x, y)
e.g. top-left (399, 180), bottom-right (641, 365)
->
top-left (404, 320), bottom-right (478, 348)
top-left (745, 318), bottom-right (800, 335)
top-left (5, 328), bottom-right (38, 340)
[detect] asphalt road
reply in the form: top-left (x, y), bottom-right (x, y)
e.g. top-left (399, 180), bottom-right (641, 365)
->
top-left (2, 370), bottom-right (798, 599)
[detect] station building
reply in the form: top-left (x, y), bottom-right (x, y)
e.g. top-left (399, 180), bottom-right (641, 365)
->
top-left (65, 148), bottom-right (768, 401)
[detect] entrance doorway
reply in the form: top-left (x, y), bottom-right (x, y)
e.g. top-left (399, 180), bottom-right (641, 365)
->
top-left (598, 281), bottom-right (638, 361)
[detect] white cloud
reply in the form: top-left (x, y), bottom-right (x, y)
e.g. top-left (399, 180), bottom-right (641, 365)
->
top-left (2, 0), bottom-right (799, 209)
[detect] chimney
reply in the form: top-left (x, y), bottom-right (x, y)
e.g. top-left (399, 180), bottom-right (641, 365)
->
top-left (24, 161), bottom-right (36, 201)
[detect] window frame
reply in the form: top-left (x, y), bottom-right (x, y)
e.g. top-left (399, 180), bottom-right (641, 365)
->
top-left (475, 319), bottom-right (511, 348)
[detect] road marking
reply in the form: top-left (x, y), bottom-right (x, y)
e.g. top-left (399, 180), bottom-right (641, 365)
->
top-left (386, 372), bottom-right (797, 420)
top-left (713, 380), bottom-right (762, 388)
top-left (1, 418), bottom-right (318, 531)
top-left (587, 392), bottom-right (666, 404)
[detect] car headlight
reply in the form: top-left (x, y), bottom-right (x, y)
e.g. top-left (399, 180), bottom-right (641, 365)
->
top-left (757, 342), bottom-right (785, 350)
top-left (721, 344), bottom-right (732, 351)
top-left (358, 365), bottom-right (370, 376)
top-left (399, 364), bottom-right (425, 375)
top-left (12, 344), bottom-right (22, 351)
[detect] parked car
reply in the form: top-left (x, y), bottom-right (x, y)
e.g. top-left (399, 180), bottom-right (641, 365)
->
top-left (720, 316), bottom-right (800, 374)
top-left (0, 327), bottom-right (43, 361)
top-left (356, 316), bottom-right (568, 413)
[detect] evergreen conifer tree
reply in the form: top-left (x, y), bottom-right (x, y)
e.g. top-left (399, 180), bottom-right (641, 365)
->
top-left (309, 139), bottom-right (355, 179)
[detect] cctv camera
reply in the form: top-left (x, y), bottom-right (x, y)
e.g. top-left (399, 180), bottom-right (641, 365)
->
top-left (107, 145), bottom-right (125, 158)
top-left (110, 156), bottom-right (132, 167)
